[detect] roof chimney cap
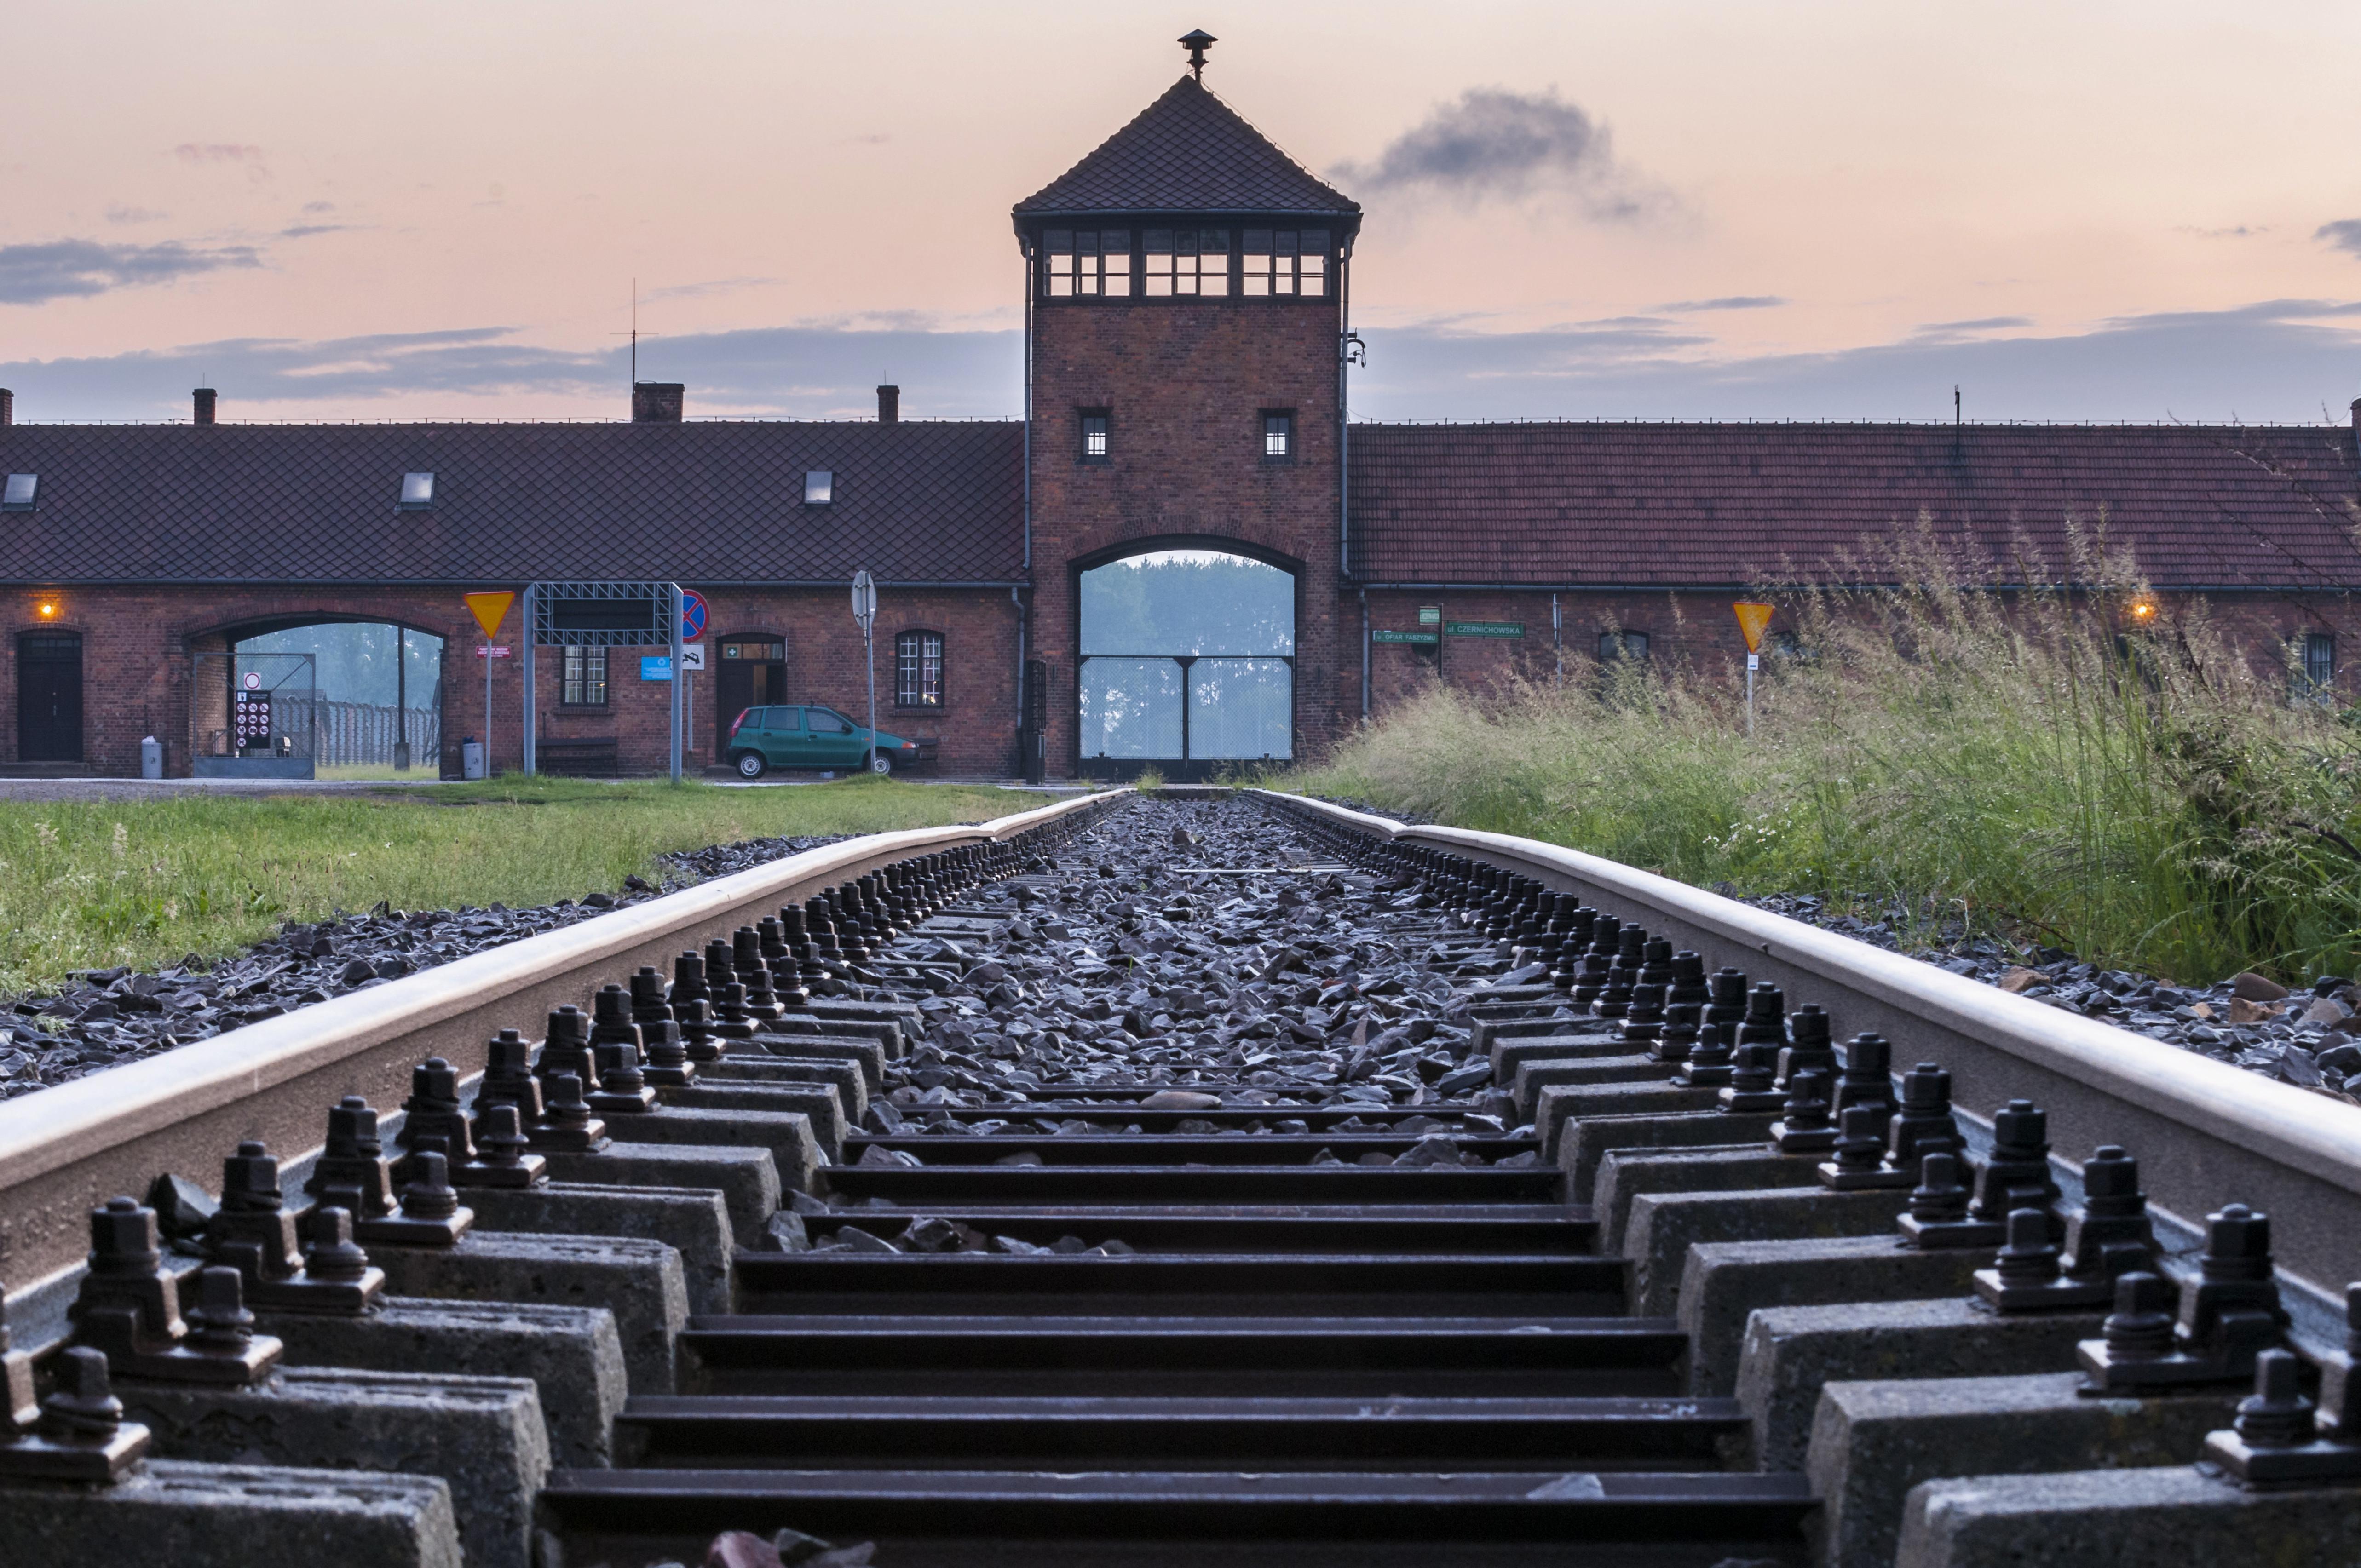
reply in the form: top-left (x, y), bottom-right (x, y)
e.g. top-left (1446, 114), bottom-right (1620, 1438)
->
top-left (877, 385), bottom-right (900, 425)
top-left (1179, 28), bottom-right (1216, 79)
top-left (0, 389), bottom-right (12, 427)
top-left (631, 382), bottom-right (684, 424)
top-left (193, 387), bottom-right (218, 426)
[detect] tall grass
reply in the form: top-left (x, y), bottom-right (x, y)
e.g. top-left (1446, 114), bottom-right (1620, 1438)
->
top-left (0, 775), bottom-right (1030, 995)
top-left (1290, 524), bottom-right (2361, 985)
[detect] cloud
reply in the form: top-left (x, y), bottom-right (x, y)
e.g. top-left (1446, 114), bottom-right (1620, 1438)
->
top-left (2318, 219), bottom-right (2361, 258)
top-left (278, 224), bottom-right (354, 239)
top-left (1656, 296), bottom-right (1785, 313)
top-left (301, 201), bottom-right (335, 213)
top-left (1334, 87), bottom-right (1667, 219)
top-left (1345, 297), bottom-right (2361, 423)
top-left (104, 206), bottom-right (169, 225)
top-left (174, 143), bottom-right (265, 164)
top-left (2181, 224), bottom-right (2266, 239)
top-left (643, 276), bottom-right (780, 302)
top-left (1908, 316), bottom-right (2035, 340)
top-left (0, 239), bottom-right (263, 306)
top-left (0, 319), bottom-right (1024, 420)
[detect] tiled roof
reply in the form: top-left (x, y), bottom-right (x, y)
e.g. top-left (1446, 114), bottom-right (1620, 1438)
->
top-left (1347, 421), bottom-right (2361, 590)
top-left (0, 419), bottom-right (1025, 585)
top-left (1015, 76), bottom-right (1359, 218)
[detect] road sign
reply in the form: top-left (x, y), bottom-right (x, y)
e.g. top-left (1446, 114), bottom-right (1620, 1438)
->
top-left (1733, 601), bottom-right (1775, 653)
top-left (680, 589), bottom-right (708, 641)
top-left (1445, 621), bottom-right (1524, 638)
top-left (1418, 605), bottom-right (1441, 626)
top-left (850, 570), bottom-right (879, 771)
top-left (242, 671), bottom-right (262, 690)
top-left (640, 656), bottom-right (673, 681)
top-left (1372, 630), bottom-right (1439, 644)
top-left (473, 644), bottom-right (511, 658)
top-left (850, 570), bottom-right (877, 627)
top-left (680, 642), bottom-right (707, 671)
top-left (464, 591), bottom-right (516, 639)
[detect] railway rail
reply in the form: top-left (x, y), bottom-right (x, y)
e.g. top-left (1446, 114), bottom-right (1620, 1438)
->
top-left (2, 785), bottom-right (2358, 1565)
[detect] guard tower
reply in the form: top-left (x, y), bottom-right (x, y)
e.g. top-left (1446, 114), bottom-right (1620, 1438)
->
top-left (1014, 30), bottom-right (1363, 779)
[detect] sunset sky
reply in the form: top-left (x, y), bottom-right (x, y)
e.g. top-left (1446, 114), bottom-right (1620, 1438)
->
top-left (6, 0), bottom-right (2360, 425)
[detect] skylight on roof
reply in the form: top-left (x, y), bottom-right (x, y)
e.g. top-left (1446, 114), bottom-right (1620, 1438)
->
top-left (399, 472), bottom-right (435, 509)
top-left (804, 470), bottom-right (834, 506)
top-left (0, 474), bottom-right (36, 511)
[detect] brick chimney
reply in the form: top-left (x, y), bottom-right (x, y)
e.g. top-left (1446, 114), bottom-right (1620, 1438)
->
top-left (631, 382), bottom-right (684, 423)
top-left (877, 384), bottom-right (900, 425)
top-left (193, 387), bottom-right (217, 426)
top-left (0, 389), bottom-right (12, 426)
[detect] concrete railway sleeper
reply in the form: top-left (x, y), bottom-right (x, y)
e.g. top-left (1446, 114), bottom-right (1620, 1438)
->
top-left (0, 791), bottom-right (2355, 1562)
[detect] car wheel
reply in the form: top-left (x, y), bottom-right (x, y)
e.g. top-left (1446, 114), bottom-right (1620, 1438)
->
top-left (869, 751), bottom-right (892, 775)
top-left (735, 751), bottom-right (768, 779)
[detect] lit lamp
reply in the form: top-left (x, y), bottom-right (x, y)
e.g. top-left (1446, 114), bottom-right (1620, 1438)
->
top-left (2128, 600), bottom-right (2158, 625)
top-left (35, 601), bottom-right (57, 619)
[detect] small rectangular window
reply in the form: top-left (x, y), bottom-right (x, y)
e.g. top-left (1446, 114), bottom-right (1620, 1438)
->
top-left (2305, 632), bottom-right (2335, 694)
top-left (1142, 228), bottom-right (1230, 297)
top-left (561, 645), bottom-right (608, 706)
top-left (1, 474), bottom-right (36, 511)
top-left (1240, 230), bottom-right (1328, 298)
top-left (1598, 630), bottom-right (1649, 661)
top-left (1079, 410), bottom-right (1111, 463)
top-left (1262, 411), bottom-right (1294, 460)
top-left (804, 470), bottom-right (833, 505)
top-left (1042, 229), bottom-right (1131, 299)
top-left (896, 630), bottom-right (945, 707)
top-left (398, 471), bottom-right (434, 509)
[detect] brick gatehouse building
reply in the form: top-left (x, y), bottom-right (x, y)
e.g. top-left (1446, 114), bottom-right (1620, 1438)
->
top-left (1, 39), bottom-right (2358, 781)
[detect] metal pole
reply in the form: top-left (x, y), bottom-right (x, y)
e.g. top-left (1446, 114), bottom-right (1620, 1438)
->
top-left (864, 620), bottom-right (877, 773)
top-left (669, 584), bottom-right (684, 783)
top-left (1745, 659), bottom-right (1756, 738)
top-left (483, 615), bottom-right (493, 778)
top-left (520, 585), bottom-right (536, 776)
top-left (394, 626), bottom-right (409, 770)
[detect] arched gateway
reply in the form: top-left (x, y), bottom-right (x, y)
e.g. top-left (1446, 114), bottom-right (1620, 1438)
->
top-left (1077, 548), bottom-right (1295, 778)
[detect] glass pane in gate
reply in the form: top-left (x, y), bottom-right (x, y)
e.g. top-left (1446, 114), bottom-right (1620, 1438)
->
top-left (1077, 656), bottom-right (1182, 759)
top-left (1188, 657), bottom-right (1292, 760)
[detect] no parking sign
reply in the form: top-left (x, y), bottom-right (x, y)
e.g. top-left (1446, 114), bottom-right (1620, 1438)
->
top-left (680, 589), bottom-right (708, 642)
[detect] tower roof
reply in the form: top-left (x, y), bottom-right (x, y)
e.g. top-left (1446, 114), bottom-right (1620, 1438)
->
top-left (1014, 76), bottom-right (1359, 220)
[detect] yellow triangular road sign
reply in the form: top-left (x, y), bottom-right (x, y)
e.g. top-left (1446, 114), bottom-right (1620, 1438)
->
top-left (464, 591), bottom-right (516, 640)
top-left (1733, 601), bottom-right (1775, 653)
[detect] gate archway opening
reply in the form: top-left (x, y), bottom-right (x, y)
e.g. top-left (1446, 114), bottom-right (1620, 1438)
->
top-left (1077, 547), bottom-right (1295, 781)
top-left (223, 619), bottom-right (446, 777)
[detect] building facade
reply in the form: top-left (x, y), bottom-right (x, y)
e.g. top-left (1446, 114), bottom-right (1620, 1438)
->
top-left (0, 44), bottom-right (2357, 781)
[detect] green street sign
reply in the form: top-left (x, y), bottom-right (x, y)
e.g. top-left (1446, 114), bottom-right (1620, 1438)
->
top-left (1417, 605), bottom-right (1441, 625)
top-left (1373, 630), bottom-right (1439, 645)
top-left (1445, 621), bottom-right (1525, 638)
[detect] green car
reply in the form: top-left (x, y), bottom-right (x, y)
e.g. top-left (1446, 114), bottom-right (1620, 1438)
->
top-left (726, 704), bottom-right (937, 778)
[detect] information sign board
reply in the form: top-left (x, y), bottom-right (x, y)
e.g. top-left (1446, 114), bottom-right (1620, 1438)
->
top-left (640, 656), bottom-right (673, 682)
top-left (1445, 621), bottom-right (1525, 638)
top-left (1372, 630), bottom-right (1440, 645)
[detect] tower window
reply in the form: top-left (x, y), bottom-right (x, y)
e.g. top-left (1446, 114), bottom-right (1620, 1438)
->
top-left (1079, 410), bottom-right (1111, 463)
top-left (1043, 229), bottom-right (1132, 298)
top-left (1262, 411), bottom-right (1294, 460)
top-left (1241, 230), bottom-right (1329, 298)
top-left (895, 630), bottom-right (945, 707)
top-left (1143, 228), bottom-right (1230, 296)
top-left (561, 645), bottom-right (609, 706)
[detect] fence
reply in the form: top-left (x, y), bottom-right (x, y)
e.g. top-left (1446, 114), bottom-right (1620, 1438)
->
top-left (276, 696), bottom-right (441, 768)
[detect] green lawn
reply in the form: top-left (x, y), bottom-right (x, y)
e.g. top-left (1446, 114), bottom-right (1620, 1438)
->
top-left (0, 776), bottom-right (1038, 995)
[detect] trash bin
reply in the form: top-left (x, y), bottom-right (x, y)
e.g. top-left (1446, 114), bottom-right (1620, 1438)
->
top-left (140, 736), bottom-right (163, 780)
top-left (462, 740), bottom-right (486, 781)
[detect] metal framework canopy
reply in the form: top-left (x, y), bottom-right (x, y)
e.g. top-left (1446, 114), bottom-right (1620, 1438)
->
top-left (520, 580), bottom-right (685, 779)
top-left (528, 580), bottom-right (681, 647)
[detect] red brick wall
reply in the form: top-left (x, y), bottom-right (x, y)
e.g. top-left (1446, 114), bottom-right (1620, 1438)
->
top-left (0, 583), bottom-right (1020, 778)
top-left (1027, 296), bottom-right (1345, 775)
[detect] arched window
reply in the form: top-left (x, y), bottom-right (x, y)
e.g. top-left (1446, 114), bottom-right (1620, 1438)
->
top-left (895, 630), bottom-right (944, 708)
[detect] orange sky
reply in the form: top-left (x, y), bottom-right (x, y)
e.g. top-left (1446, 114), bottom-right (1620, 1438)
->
top-left (5, 0), bottom-right (2360, 423)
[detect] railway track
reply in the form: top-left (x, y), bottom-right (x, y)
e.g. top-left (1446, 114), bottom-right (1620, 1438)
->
top-left (2, 786), bottom-right (2359, 1565)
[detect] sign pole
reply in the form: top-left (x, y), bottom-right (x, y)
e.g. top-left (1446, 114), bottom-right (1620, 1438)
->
top-left (520, 586), bottom-right (536, 776)
top-left (1732, 601), bottom-right (1774, 740)
top-left (851, 570), bottom-right (878, 773)
top-left (668, 584), bottom-right (683, 783)
top-left (462, 590), bottom-right (518, 780)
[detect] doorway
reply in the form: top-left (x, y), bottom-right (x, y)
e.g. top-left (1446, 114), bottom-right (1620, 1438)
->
top-left (1076, 548), bottom-right (1295, 780)
top-left (17, 632), bottom-right (82, 763)
top-left (714, 635), bottom-right (787, 763)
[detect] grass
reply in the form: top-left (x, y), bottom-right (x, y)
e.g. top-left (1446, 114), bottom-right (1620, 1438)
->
top-left (0, 775), bottom-right (1034, 996)
top-left (1284, 524), bottom-right (2361, 987)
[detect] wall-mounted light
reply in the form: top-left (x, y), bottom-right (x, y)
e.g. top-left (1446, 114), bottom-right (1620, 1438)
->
top-left (2128, 600), bottom-right (2158, 624)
